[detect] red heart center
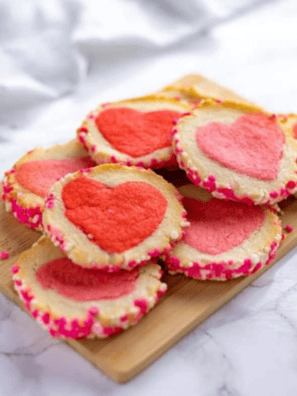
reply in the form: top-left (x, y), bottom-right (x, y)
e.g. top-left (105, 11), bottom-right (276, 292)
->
top-left (195, 113), bottom-right (284, 180)
top-left (62, 176), bottom-right (168, 253)
top-left (15, 157), bottom-right (96, 198)
top-left (95, 107), bottom-right (182, 157)
top-left (183, 197), bottom-right (265, 255)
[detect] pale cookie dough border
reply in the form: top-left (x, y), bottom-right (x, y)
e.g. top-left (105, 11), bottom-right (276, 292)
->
top-left (11, 236), bottom-right (167, 339)
top-left (173, 100), bottom-right (297, 205)
top-left (77, 94), bottom-right (192, 169)
top-left (42, 164), bottom-right (189, 271)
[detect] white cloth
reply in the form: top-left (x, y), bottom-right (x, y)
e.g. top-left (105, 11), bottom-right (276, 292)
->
top-left (2, 1), bottom-right (297, 395)
top-left (0, 0), bottom-right (272, 126)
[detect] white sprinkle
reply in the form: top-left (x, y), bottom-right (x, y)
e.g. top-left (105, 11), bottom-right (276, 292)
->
top-left (251, 254), bottom-right (259, 264)
top-left (170, 230), bottom-right (179, 239)
top-left (32, 215), bottom-right (39, 224)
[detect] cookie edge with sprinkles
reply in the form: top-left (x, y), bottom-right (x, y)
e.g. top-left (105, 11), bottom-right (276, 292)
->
top-left (77, 94), bottom-right (192, 169)
top-left (164, 202), bottom-right (283, 281)
top-left (11, 236), bottom-right (167, 339)
top-left (172, 99), bottom-right (297, 205)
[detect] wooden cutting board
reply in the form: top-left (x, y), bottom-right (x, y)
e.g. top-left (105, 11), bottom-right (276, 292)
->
top-left (1, 190), bottom-right (297, 383)
top-left (1, 74), bottom-right (297, 383)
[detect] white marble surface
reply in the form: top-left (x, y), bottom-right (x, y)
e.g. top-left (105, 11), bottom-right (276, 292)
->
top-left (1, 0), bottom-right (297, 394)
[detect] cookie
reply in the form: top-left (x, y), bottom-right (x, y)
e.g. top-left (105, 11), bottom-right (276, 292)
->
top-left (2, 139), bottom-right (96, 231)
top-left (173, 100), bottom-right (297, 205)
top-left (277, 113), bottom-right (297, 139)
top-left (161, 73), bottom-right (256, 106)
top-left (77, 94), bottom-right (191, 169)
top-left (164, 185), bottom-right (282, 281)
top-left (11, 236), bottom-right (167, 339)
top-left (42, 164), bottom-right (188, 271)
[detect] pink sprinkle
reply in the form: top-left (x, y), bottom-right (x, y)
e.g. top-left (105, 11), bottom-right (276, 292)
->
top-left (11, 265), bottom-right (20, 274)
top-left (134, 299), bottom-right (149, 315)
top-left (286, 180), bottom-right (296, 190)
top-left (89, 306), bottom-right (99, 316)
top-left (0, 250), bottom-right (9, 260)
top-left (174, 95), bottom-right (181, 101)
top-left (215, 99), bottom-right (223, 104)
top-left (251, 263), bottom-right (262, 274)
top-left (42, 312), bottom-right (50, 325)
top-left (120, 313), bottom-right (129, 322)
top-left (49, 328), bottom-right (57, 337)
top-left (156, 289), bottom-right (166, 300)
top-left (285, 225), bottom-right (294, 233)
top-left (269, 191), bottom-right (278, 199)
top-left (79, 127), bottom-right (88, 133)
top-left (128, 260), bottom-right (137, 268)
top-left (103, 326), bottom-right (122, 337)
top-left (45, 200), bottom-right (54, 209)
top-left (78, 134), bottom-right (86, 145)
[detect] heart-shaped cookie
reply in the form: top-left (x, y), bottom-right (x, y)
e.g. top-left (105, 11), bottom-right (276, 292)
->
top-left (195, 113), bottom-right (284, 180)
top-left (62, 176), bottom-right (168, 253)
top-left (16, 157), bottom-right (96, 198)
top-left (95, 107), bottom-right (182, 157)
top-left (183, 197), bottom-right (265, 255)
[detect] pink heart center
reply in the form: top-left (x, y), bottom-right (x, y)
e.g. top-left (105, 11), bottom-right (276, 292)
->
top-left (36, 257), bottom-right (138, 301)
top-left (195, 113), bottom-right (284, 180)
top-left (15, 157), bottom-right (96, 198)
top-left (62, 176), bottom-right (168, 253)
top-left (183, 197), bottom-right (265, 255)
top-left (95, 107), bottom-right (182, 157)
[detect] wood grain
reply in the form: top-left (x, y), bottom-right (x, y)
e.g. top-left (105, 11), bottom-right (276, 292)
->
top-left (1, 74), bottom-right (296, 383)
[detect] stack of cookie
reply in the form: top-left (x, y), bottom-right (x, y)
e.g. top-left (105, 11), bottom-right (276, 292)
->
top-left (3, 74), bottom-right (297, 339)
